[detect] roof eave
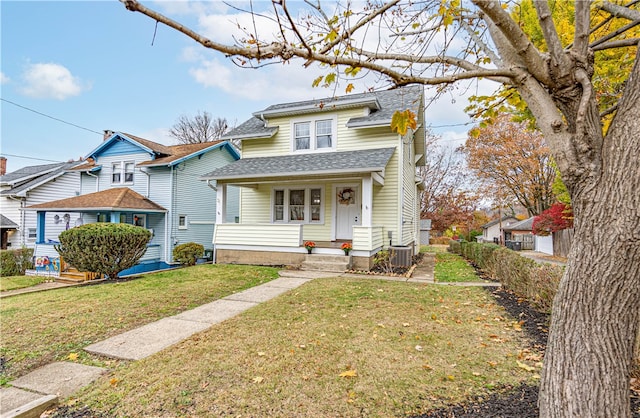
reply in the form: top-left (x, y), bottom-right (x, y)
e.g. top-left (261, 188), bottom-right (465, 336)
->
top-left (221, 129), bottom-right (279, 141)
top-left (202, 166), bottom-right (386, 182)
top-left (254, 97), bottom-right (381, 118)
top-left (23, 206), bottom-right (167, 213)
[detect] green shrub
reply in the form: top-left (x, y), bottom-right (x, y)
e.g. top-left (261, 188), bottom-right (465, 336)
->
top-left (55, 223), bottom-right (151, 279)
top-left (0, 247), bottom-right (34, 276)
top-left (455, 242), bottom-right (564, 313)
top-left (173, 242), bottom-right (205, 266)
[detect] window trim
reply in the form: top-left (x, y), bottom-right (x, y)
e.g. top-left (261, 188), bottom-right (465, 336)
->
top-left (133, 214), bottom-right (146, 228)
top-left (27, 228), bottom-right (37, 240)
top-left (290, 115), bottom-right (337, 153)
top-left (111, 160), bottom-right (135, 185)
top-left (178, 215), bottom-right (188, 230)
top-left (271, 186), bottom-right (324, 224)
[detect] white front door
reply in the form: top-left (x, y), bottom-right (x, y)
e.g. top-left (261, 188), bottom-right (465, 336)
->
top-left (335, 185), bottom-right (361, 240)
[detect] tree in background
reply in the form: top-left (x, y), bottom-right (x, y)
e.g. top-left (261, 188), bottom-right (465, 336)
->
top-left (463, 114), bottom-right (556, 217)
top-left (532, 202), bottom-right (574, 237)
top-left (169, 110), bottom-right (229, 144)
top-left (418, 132), bottom-right (480, 235)
top-left (121, 1), bottom-right (640, 415)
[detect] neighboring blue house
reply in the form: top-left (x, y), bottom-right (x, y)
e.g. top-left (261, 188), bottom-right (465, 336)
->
top-left (26, 131), bottom-right (240, 276)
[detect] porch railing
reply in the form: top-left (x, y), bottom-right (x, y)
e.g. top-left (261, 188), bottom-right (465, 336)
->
top-left (214, 224), bottom-right (303, 247)
top-left (352, 225), bottom-right (384, 251)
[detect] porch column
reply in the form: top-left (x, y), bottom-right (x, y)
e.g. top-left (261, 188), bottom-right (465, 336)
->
top-left (216, 183), bottom-right (227, 224)
top-left (36, 211), bottom-right (46, 244)
top-left (362, 175), bottom-right (373, 227)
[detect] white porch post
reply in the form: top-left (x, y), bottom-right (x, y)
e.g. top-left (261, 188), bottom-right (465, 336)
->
top-left (362, 175), bottom-right (373, 227)
top-left (216, 183), bottom-right (227, 224)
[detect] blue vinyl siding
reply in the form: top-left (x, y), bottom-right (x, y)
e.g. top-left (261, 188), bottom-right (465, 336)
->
top-left (99, 139), bottom-right (150, 157)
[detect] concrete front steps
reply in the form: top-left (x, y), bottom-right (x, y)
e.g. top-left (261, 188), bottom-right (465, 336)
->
top-left (301, 254), bottom-right (351, 272)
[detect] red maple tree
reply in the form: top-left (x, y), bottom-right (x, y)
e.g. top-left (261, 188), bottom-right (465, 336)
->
top-left (532, 202), bottom-right (573, 236)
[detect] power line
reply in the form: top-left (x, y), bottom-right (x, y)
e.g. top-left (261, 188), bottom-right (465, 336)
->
top-left (0, 98), bottom-right (103, 135)
top-left (428, 121), bottom-right (474, 128)
top-left (0, 153), bottom-right (65, 163)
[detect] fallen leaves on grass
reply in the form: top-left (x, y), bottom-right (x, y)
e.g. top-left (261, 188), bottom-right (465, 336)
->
top-left (339, 369), bottom-right (357, 378)
top-left (68, 353), bottom-right (79, 361)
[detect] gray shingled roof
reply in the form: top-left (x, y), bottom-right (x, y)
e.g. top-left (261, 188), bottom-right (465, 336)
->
top-left (0, 162), bottom-right (67, 186)
top-left (1, 214), bottom-right (18, 229)
top-left (201, 147), bottom-right (396, 181)
top-left (222, 85), bottom-right (423, 140)
top-left (1, 162), bottom-right (78, 197)
top-left (482, 216), bottom-right (519, 229)
top-left (502, 217), bottom-right (534, 231)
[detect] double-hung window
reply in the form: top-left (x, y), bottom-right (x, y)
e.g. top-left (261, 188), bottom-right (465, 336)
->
top-left (273, 187), bottom-right (323, 224)
top-left (292, 116), bottom-right (336, 152)
top-left (111, 162), bottom-right (122, 183)
top-left (112, 161), bottom-right (134, 184)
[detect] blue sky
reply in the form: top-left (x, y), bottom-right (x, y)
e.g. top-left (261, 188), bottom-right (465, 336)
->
top-left (1, 1), bottom-right (489, 173)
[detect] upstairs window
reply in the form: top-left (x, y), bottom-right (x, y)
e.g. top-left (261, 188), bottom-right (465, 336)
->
top-left (112, 161), bottom-right (135, 184)
top-left (111, 162), bottom-right (122, 183)
top-left (292, 116), bottom-right (336, 152)
top-left (124, 162), bottom-right (135, 183)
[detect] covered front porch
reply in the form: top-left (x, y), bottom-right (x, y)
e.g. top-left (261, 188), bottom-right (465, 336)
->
top-left (24, 188), bottom-right (168, 278)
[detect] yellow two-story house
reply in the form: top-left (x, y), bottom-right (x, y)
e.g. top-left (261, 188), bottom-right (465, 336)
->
top-left (202, 85), bottom-right (425, 270)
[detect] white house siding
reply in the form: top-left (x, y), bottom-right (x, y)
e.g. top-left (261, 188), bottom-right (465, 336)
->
top-left (1, 197), bottom-right (23, 248)
top-left (93, 152), bottom-right (151, 196)
top-left (20, 172), bottom-right (81, 248)
top-left (400, 132), bottom-right (418, 247)
top-left (80, 173), bottom-right (98, 194)
top-left (173, 149), bottom-right (237, 251)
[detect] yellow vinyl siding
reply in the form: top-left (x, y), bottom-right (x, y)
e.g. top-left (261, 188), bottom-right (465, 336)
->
top-left (215, 224), bottom-right (302, 247)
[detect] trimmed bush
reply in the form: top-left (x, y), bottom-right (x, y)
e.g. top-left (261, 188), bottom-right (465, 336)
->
top-left (430, 236), bottom-right (453, 245)
top-left (55, 223), bottom-right (151, 279)
top-left (0, 247), bottom-right (34, 276)
top-left (173, 242), bottom-right (205, 266)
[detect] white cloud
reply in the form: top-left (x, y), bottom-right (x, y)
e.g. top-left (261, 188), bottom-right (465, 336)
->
top-left (0, 72), bottom-right (9, 84)
top-left (20, 63), bottom-right (90, 100)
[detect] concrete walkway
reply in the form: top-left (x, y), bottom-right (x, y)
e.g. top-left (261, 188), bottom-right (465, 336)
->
top-left (1, 255), bottom-right (494, 418)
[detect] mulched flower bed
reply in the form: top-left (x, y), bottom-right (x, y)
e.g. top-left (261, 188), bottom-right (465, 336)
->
top-left (414, 286), bottom-right (640, 418)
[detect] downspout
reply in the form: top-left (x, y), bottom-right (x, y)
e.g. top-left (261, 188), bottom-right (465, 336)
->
top-left (85, 171), bottom-right (99, 192)
top-left (140, 167), bottom-right (151, 197)
top-left (206, 179), bottom-right (217, 191)
top-left (8, 195), bottom-right (24, 246)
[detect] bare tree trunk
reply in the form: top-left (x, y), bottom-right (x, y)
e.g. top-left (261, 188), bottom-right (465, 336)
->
top-left (539, 58), bottom-right (640, 417)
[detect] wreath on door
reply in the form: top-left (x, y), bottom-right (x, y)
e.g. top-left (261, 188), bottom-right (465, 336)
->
top-left (338, 188), bottom-right (355, 205)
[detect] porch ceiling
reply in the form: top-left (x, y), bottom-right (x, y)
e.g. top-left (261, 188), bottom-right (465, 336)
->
top-left (200, 147), bottom-right (395, 182)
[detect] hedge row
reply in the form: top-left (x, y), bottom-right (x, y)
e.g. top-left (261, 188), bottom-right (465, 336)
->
top-left (0, 247), bottom-right (34, 277)
top-left (449, 240), bottom-right (563, 314)
top-left (449, 241), bottom-right (639, 368)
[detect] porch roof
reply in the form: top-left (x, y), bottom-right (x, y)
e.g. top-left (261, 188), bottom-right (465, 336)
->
top-left (200, 147), bottom-right (396, 181)
top-left (1, 214), bottom-right (18, 229)
top-left (23, 188), bottom-right (167, 213)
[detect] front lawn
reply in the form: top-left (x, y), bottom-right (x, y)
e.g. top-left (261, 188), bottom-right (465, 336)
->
top-left (0, 275), bottom-right (46, 292)
top-left (71, 278), bottom-right (540, 417)
top-left (0, 264), bottom-right (279, 381)
top-left (434, 251), bottom-right (482, 283)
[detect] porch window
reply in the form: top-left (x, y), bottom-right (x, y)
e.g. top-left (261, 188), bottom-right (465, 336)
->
top-left (133, 214), bottom-right (146, 228)
top-left (111, 162), bottom-right (122, 183)
top-left (272, 187), bottom-right (323, 224)
top-left (97, 214), bottom-right (108, 223)
top-left (292, 116), bottom-right (336, 152)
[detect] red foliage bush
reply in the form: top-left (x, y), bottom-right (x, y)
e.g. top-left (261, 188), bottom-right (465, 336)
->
top-left (532, 203), bottom-right (573, 236)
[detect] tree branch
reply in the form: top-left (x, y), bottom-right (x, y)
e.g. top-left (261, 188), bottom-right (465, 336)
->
top-left (573, 0), bottom-right (591, 57)
top-left (598, 1), bottom-right (640, 21)
top-left (590, 19), bottom-right (640, 49)
top-left (459, 18), bottom-right (502, 66)
top-left (592, 37), bottom-right (640, 51)
top-left (534, 0), bottom-right (573, 83)
top-left (473, 0), bottom-right (550, 85)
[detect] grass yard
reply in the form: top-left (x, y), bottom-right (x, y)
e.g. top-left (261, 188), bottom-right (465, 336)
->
top-left (0, 264), bottom-right (279, 382)
top-left (434, 251), bottom-right (482, 283)
top-left (0, 275), bottom-right (46, 292)
top-left (72, 278), bottom-right (541, 417)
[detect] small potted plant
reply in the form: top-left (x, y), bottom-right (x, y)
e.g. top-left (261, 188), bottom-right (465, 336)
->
top-left (341, 242), bottom-right (352, 255)
top-left (304, 241), bottom-right (316, 254)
